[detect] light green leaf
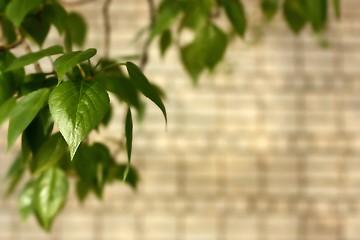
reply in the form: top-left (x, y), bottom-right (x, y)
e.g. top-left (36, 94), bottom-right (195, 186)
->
top-left (5, 0), bottom-right (43, 27)
top-left (150, 1), bottom-right (182, 40)
top-left (0, 97), bottom-right (15, 125)
top-left (54, 49), bottom-right (96, 82)
top-left (6, 46), bottom-right (63, 72)
top-left (34, 168), bottom-right (68, 231)
top-left (125, 62), bottom-right (167, 124)
top-left (159, 29), bottom-right (172, 56)
top-left (31, 133), bottom-right (68, 175)
top-left (283, 0), bottom-right (307, 34)
top-left (18, 181), bottom-right (35, 221)
top-left (49, 80), bottom-right (110, 159)
top-left (8, 88), bottom-right (50, 149)
top-left (221, 0), bottom-right (247, 37)
top-left (261, 0), bottom-right (279, 20)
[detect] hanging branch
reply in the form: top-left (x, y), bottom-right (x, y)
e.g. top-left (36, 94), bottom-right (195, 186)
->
top-left (0, 30), bottom-right (24, 52)
top-left (103, 0), bottom-right (112, 58)
top-left (140, 0), bottom-right (156, 69)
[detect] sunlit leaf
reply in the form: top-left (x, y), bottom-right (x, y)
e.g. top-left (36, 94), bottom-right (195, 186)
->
top-left (8, 88), bottom-right (50, 149)
top-left (34, 168), bottom-right (68, 231)
top-left (54, 49), bottom-right (96, 82)
top-left (49, 80), bottom-right (109, 159)
top-left (126, 62), bottom-right (167, 124)
top-left (18, 181), bottom-right (35, 220)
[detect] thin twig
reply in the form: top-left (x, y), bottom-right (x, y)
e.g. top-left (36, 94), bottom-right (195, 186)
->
top-left (103, 0), bottom-right (112, 58)
top-left (0, 30), bottom-right (24, 52)
top-left (140, 0), bottom-right (156, 69)
top-left (60, 0), bottom-right (98, 6)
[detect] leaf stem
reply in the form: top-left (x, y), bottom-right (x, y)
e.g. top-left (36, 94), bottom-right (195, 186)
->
top-left (77, 64), bottom-right (86, 79)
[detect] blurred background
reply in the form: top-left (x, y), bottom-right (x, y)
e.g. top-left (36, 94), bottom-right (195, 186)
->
top-left (1, 0), bottom-right (360, 239)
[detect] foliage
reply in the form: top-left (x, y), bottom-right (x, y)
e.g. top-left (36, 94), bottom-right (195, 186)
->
top-left (0, 0), bottom-right (339, 231)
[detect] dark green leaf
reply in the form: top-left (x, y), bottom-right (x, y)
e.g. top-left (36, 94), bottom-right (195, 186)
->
top-left (221, 0), bottom-right (247, 37)
top-left (126, 62), bottom-right (167, 124)
top-left (333, 0), bottom-right (340, 19)
top-left (159, 29), bottom-right (172, 56)
top-left (125, 108), bottom-right (133, 163)
top-left (94, 73), bottom-right (141, 110)
top-left (34, 168), bottom-right (68, 231)
top-left (23, 107), bottom-right (54, 155)
top-left (1, 16), bottom-right (17, 44)
top-left (150, 1), bottom-right (182, 40)
top-left (5, 0), bottom-right (43, 27)
top-left (0, 97), bottom-right (16, 125)
top-left (6, 46), bottom-right (63, 72)
top-left (305, 0), bottom-right (327, 32)
top-left (8, 88), bottom-right (50, 149)
top-left (49, 80), bottom-right (109, 159)
top-left (261, 0), bottom-right (279, 20)
top-left (4, 154), bottom-right (25, 196)
top-left (43, 3), bottom-right (67, 34)
top-left (115, 164), bottom-right (139, 190)
top-left (31, 133), bottom-right (68, 175)
top-left (203, 25), bottom-right (227, 70)
top-left (283, 0), bottom-right (307, 34)
top-left (65, 12), bottom-right (87, 47)
top-left (75, 180), bottom-right (90, 202)
top-left (18, 181), bottom-right (35, 220)
top-left (0, 73), bottom-right (17, 105)
top-left (54, 48), bottom-right (96, 82)
top-left (22, 12), bottom-right (51, 46)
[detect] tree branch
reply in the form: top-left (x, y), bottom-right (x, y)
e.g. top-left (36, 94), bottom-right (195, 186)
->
top-left (140, 0), bottom-right (156, 69)
top-left (103, 0), bottom-right (112, 58)
top-left (0, 30), bottom-right (24, 52)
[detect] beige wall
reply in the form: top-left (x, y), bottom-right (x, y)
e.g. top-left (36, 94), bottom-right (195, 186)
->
top-left (1, 0), bottom-right (360, 239)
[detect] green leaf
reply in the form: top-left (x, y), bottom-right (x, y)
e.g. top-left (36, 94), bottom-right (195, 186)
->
top-left (115, 164), bottom-right (139, 190)
top-left (333, 0), bottom-right (340, 19)
top-left (150, 1), bottom-right (182, 40)
top-left (1, 17), bottom-right (17, 45)
top-left (94, 73), bottom-right (141, 111)
top-left (180, 23), bottom-right (227, 82)
top-left (31, 133), bottom-right (68, 175)
top-left (49, 80), bottom-right (110, 159)
top-left (283, 0), bottom-right (307, 34)
top-left (159, 29), bottom-right (172, 56)
top-left (75, 180), bottom-right (90, 202)
top-left (65, 12), bottom-right (87, 47)
top-left (34, 168), bottom-right (68, 231)
top-left (18, 181), bottom-right (35, 221)
top-left (221, 0), bottom-right (247, 37)
top-left (6, 46), bottom-right (63, 72)
top-left (125, 62), bottom-right (167, 124)
top-left (43, 3), bottom-right (67, 34)
top-left (54, 48), bottom-right (96, 82)
top-left (4, 154), bottom-right (25, 197)
top-left (304, 0), bottom-right (327, 32)
top-left (0, 97), bottom-right (16, 125)
top-left (21, 11), bottom-right (51, 46)
top-left (261, 0), bottom-right (279, 20)
top-left (5, 0), bottom-right (43, 27)
top-left (8, 88), bottom-right (50, 149)
top-left (0, 73), bottom-right (17, 105)
top-left (23, 107), bottom-right (54, 155)
top-left (125, 108), bottom-right (133, 163)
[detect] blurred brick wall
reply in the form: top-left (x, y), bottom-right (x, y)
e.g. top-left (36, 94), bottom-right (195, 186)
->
top-left (1, 0), bottom-right (360, 239)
